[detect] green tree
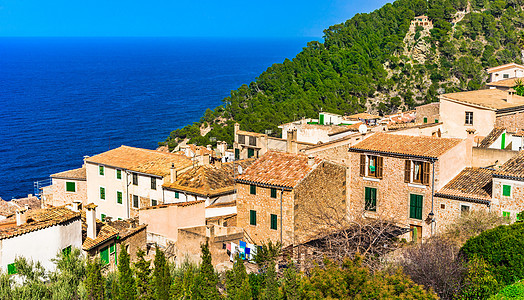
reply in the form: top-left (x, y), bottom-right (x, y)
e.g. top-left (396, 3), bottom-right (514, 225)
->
top-left (192, 242), bottom-right (221, 300)
top-left (281, 260), bottom-right (299, 300)
top-left (260, 260), bottom-right (280, 300)
top-left (117, 244), bottom-right (136, 300)
top-left (459, 255), bottom-right (499, 300)
top-left (134, 249), bottom-right (154, 300)
top-left (152, 247), bottom-right (170, 300)
top-left (49, 247), bottom-right (86, 299)
top-left (85, 258), bottom-right (105, 300)
top-left (225, 254), bottom-right (251, 300)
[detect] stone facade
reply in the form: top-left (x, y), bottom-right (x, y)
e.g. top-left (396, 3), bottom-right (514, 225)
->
top-left (415, 102), bottom-right (440, 125)
top-left (492, 177), bottom-right (524, 221)
top-left (495, 112), bottom-right (524, 133)
top-left (434, 197), bottom-right (489, 234)
top-left (47, 178), bottom-right (87, 208)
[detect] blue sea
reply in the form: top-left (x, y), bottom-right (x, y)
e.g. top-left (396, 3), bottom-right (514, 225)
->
top-left (0, 37), bottom-right (314, 200)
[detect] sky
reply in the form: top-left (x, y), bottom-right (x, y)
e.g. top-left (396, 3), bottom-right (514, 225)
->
top-left (0, 0), bottom-right (391, 38)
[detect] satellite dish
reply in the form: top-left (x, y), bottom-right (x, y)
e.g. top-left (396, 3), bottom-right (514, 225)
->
top-left (358, 124), bottom-right (368, 134)
top-left (238, 165), bottom-right (243, 175)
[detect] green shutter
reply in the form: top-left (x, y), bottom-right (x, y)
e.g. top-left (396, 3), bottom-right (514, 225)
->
top-left (117, 191), bottom-right (122, 204)
top-left (248, 148), bottom-right (255, 158)
top-left (175, 191), bottom-right (180, 199)
top-left (116, 169), bottom-right (121, 179)
top-left (66, 182), bottom-right (76, 192)
top-left (271, 188), bottom-right (277, 198)
top-left (100, 246), bottom-right (109, 265)
top-left (435, 119), bottom-right (439, 123)
top-left (410, 194), bottom-right (423, 220)
top-left (62, 245), bottom-right (71, 256)
top-left (503, 185), bottom-right (511, 197)
top-left (250, 210), bottom-right (257, 225)
top-left (250, 185), bottom-right (256, 195)
top-left (503, 211), bottom-right (511, 218)
top-left (270, 214), bottom-right (277, 230)
top-left (101, 214), bottom-right (106, 222)
top-left (235, 149), bottom-right (240, 160)
top-left (501, 133), bottom-right (506, 149)
top-left (364, 187), bottom-right (377, 211)
top-left (423, 117), bottom-right (427, 123)
top-left (319, 113), bottom-right (324, 125)
top-left (7, 263), bottom-right (17, 275)
top-left (100, 187), bottom-right (105, 200)
top-left (99, 165), bottom-right (104, 176)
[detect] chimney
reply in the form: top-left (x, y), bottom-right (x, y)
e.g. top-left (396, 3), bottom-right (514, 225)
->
top-left (217, 141), bottom-right (227, 155)
top-left (308, 156), bottom-right (315, 167)
top-left (199, 154), bottom-right (211, 165)
top-left (286, 129), bottom-right (298, 154)
top-left (206, 144), bottom-right (212, 151)
top-left (170, 163), bottom-right (177, 183)
top-left (83, 155), bottom-right (90, 167)
top-left (507, 89), bottom-right (516, 103)
top-left (234, 123), bottom-right (240, 143)
top-left (71, 201), bottom-right (81, 212)
top-left (466, 128), bottom-right (476, 167)
top-left (16, 207), bottom-right (27, 226)
top-left (86, 203), bottom-right (97, 240)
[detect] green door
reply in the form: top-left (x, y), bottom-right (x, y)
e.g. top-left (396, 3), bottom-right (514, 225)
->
top-left (501, 133), bottom-right (506, 149)
top-left (319, 113), bottom-right (324, 125)
top-left (100, 246), bottom-right (109, 265)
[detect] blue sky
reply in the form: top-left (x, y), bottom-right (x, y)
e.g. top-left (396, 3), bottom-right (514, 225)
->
top-left (0, 0), bottom-right (391, 37)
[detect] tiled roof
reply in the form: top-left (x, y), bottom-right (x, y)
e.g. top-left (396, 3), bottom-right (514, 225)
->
top-left (163, 159), bottom-right (254, 196)
top-left (86, 145), bottom-right (193, 177)
top-left (441, 89), bottom-right (524, 110)
top-left (0, 199), bottom-right (18, 217)
top-left (478, 128), bottom-right (505, 148)
top-left (487, 78), bottom-right (520, 88)
top-left (236, 151), bottom-right (321, 189)
top-left (494, 151), bottom-right (524, 180)
top-left (51, 166), bottom-right (86, 180)
top-left (487, 63), bottom-right (524, 73)
top-left (0, 207), bottom-right (81, 240)
top-left (345, 112), bottom-right (382, 120)
top-left (139, 200), bottom-right (205, 211)
top-left (237, 130), bottom-right (266, 137)
top-left (81, 215), bottom-right (146, 250)
top-left (348, 133), bottom-right (462, 159)
top-left (435, 167), bottom-right (493, 202)
top-left (328, 122), bottom-right (362, 136)
top-left (82, 223), bottom-right (119, 250)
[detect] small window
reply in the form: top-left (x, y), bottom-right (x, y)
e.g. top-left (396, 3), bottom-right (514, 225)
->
top-left (100, 187), bottom-right (105, 200)
top-left (238, 134), bottom-right (246, 144)
top-left (116, 191), bottom-right (123, 204)
top-left (503, 74), bottom-right (510, 79)
top-left (250, 184), bottom-right (256, 195)
top-left (151, 199), bottom-right (158, 206)
top-left (270, 188), bottom-right (277, 198)
top-left (151, 177), bottom-right (157, 190)
top-left (99, 165), bottom-right (105, 176)
top-left (249, 210), bottom-right (257, 225)
top-left (249, 136), bottom-right (257, 146)
top-left (423, 117), bottom-right (427, 124)
top-left (435, 119), bottom-right (439, 123)
top-left (248, 148), bottom-right (255, 158)
top-left (101, 214), bottom-right (106, 222)
top-left (109, 243), bottom-right (116, 254)
top-left (116, 169), bottom-right (122, 180)
top-left (503, 211), bottom-right (511, 218)
top-left (133, 195), bottom-right (139, 209)
top-left (66, 182), bottom-right (76, 192)
top-left (503, 185), bottom-right (511, 197)
top-left (132, 173), bottom-right (138, 185)
top-left (175, 191), bottom-right (180, 199)
top-left (461, 205), bottom-right (470, 215)
top-left (364, 187), bottom-right (377, 211)
top-left (409, 194), bottom-right (423, 220)
top-left (441, 204), bottom-right (446, 209)
top-left (412, 161), bottom-right (423, 184)
top-left (465, 111), bottom-right (473, 125)
top-left (62, 245), bottom-right (72, 256)
top-left (7, 263), bottom-right (17, 275)
top-left (270, 214), bottom-right (277, 230)
top-left (235, 148), bottom-right (240, 160)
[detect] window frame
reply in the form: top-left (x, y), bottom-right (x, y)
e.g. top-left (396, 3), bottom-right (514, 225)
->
top-left (249, 210), bottom-right (257, 226)
top-left (151, 199), bottom-right (158, 206)
top-left (460, 204), bottom-right (470, 215)
top-left (247, 148), bottom-right (255, 158)
top-left (412, 161), bottom-right (424, 184)
top-left (99, 165), bottom-right (105, 176)
top-left (66, 181), bottom-right (76, 193)
top-left (151, 177), bottom-right (157, 190)
top-left (465, 111), bottom-right (473, 125)
top-left (132, 173), bottom-right (138, 186)
top-left (99, 186), bottom-right (106, 200)
top-left (270, 214), bottom-right (278, 230)
top-left (116, 190), bottom-right (123, 205)
top-left (101, 213), bottom-right (106, 222)
top-left (502, 185), bottom-right (511, 197)
top-left (250, 184), bottom-right (256, 195)
top-left (364, 187), bottom-right (377, 212)
top-left (132, 195), bottom-right (139, 209)
top-left (360, 154), bottom-right (383, 179)
top-left (409, 194), bottom-right (423, 220)
top-left (270, 188), bottom-right (277, 198)
top-left (116, 169), bottom-right (122, 180)
top-left (405, 160), bottom-right (430, 186)
top-left (175, 191), bottom-right (180, 199)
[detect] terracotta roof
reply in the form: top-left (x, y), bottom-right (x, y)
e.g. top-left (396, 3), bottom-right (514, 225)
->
top-left (327, 122), bottom-right (362, 136)
top-left (186, 144), bottom-right (214, 156)
top-left (206, 201), bottom-right (236, 208)
top-left (0, 207), bottom-right (81, 240)
top-left (163, 159), bottom-right (254, 197)
top-left (487, 63), bottom-right (524, 73)
top-left (81, 215), bottom-right (146, 250)
top-left (51, 166), bottom-right (86, 180)
top-left (345, 113), bottom-right (382, 120)
top-left (237, 130), bottom-right (266, 137)
top-left (236, 151), bottom-right (321, 189)
top-left (348, 133), bottom-right (462, 159)
top-left (487, 78), bottom-right (520, 88)
top-left (494, 151), bottom-right (524, 180)
top-left (139, 200), bottom-right (205, 211)
top-left (435, 167), bottom-right (493, 202)
top-left (0, 200), bottom-right (18, 218)
top-left (82, 223), bottom-right (119, 250)
top-left (478, 128), bottom-right (505, 148)
top-left (86, 145), bottom-right (192, 177)
top-left (440, 89), bottom-right (524, 111)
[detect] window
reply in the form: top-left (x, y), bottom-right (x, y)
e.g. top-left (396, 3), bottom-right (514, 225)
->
top-left (503, 211), bottom-right (511, 218)
top-left (461, 205), bottom-right (470, 215)
top-left (109, 243), bottom-right (116, 254)
top-left (238, 134), bottom-right (246, 144)
top-left (270, 188), bottom-right (277, 198)
top-left (404, 160), bottom-right (430, 185)
top-left (435, 119), bottom-right (439, 123)
top-left (116, 169), bottom-right (122, 180)
top-left (249, 210), bottom-right (257, 225)
top-left (66, 182), bottom-right (76, 192)
top-left (503, 185), bottom-right (511, 197)
top-left (249, 136), bottom-right (257, 146)
top-left (116, 191), bottom-right (123, 204)
top-left (151, 199), bottom-right (158, 206)
top-left (100, 187), bottom-right (105, 200)
top-left (364, 187), bottom-right (377, 211)
top-left (250, 184), bottom-right (256, 195)
top-left (151, 177), bottom-right (157, 190)
top-left (409, 194), bottom-right (423, 220)
top-left (99, 165), bottom-right (104, 176)
top-left (235, 148), bottom-right (240, 160)
top-left (412, 161), bottom-right (423, 184)
top-left (101, 214), bottom-right (106, 222)
top-left (175, 191), bottom-right (180, 199)
top-left (359, 155), bottom-right (383, 179)
top-left (270, 214), bottom-right (278, 230)
top-left (503, 74), bottom-right (510, 79)
top-left (423, 117), bottom-right (428, 123)
top-left (100, 246), bottom-right (109, 265)
top-left (441, 204), bottom-right (446, 209)
top-left (133, 195), bottom-right (139, 209)
top-left (7, 263), bottom-right (17, 275)
top-left (62, 245), bottom-right (71, 256)
top-left (132, 173), bottom-right (138, 185)
top-left (465, 111), bottom-right (473, 125)
top-left (248, 148), bottom-right (255, 158)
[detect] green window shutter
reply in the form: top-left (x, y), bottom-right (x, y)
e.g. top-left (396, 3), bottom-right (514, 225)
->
top-left (99, 165), bottom-right (104, 176)
top-left (503, 211), bottom-right (511, 218)
top-left (101, 214), bottom-right (106, 222)
top-left (175, 191), bottom-right (180, 199)
top-left (110, 243), bottom-right (116, 254)
top-left (250, 210), bottom-right (257, 225)
top-left (410, 194), bottom-right (423, 220)
top-left (364, 187), bottom-right (377, 211)
top-left (417, 195), bottom-right (423, 220)
top-left (271, 188), bottom-right (277, 198)
top-left (7, 263), bottom-right (17, 275)
top-left (270, 214), bottom-right (277, 230)
top-left (501, 133), bottom-right (506, 149)
top-left (117, 191), bottom-right (122, 204)
top-left (62, 245), bottom-right (71, 256)
top-left (116, 169), bottom-right (121, 179)
top-left (100, 187), bottom-right (105, 200)
top-left (100, 247), bottom-right (109, 265)
top-left (503, 185), bottom-right (511, 197)
top-left (235, 149), bottom-right (240, 160)
top-left (435, 119), bottom-right (438, 123)
top-left (319, 113), bottom-right (324, 125)
top-left (250, 184), bottom-right (256, 195)
top-left (423, 117), bottom-right (427, 123)
top-left (248, 148), bottom-right (255, 158)
top-left (66, 182), bottom-right (76, 192)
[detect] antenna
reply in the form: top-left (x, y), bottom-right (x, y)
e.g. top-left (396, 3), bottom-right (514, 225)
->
top-left (358, 124), bottom-right (368, 134)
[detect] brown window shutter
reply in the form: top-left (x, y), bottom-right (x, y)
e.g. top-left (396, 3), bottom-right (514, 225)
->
top-left (404, 160), bottom-right (411, 183)
top-left (423, 162), bottom-right (431, 185)
top-left (360, 155), bottom-right (366, 176)
top-left (376, 156), bottom-right (383, 179)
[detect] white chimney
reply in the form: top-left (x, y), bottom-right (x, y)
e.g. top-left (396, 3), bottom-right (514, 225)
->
top-left (508, 89), bottom-right (516, 103)
top-left (71, 201), bottom-right (81, 212)
top-left (16, 207), bottom-right (27, 226)
top-left (86, 203), bottom-right (97, 240)
top-left (217, 141), bottom-right (227, 155)
top-left (170, 163), bottom-right (177, 183)
top-left (308, 156), bottom-right (315, 167)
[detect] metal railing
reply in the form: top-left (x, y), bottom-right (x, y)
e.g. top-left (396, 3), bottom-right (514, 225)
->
top-left (33, 178), bottom-right (52, 199)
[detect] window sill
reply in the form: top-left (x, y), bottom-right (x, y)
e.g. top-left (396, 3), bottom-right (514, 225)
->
top-left (364, 211), bottom-right (378, 219)
top-left (408, 183), bottom-right (427, 189)
top-left (363, 177), bottom-right (380, 182)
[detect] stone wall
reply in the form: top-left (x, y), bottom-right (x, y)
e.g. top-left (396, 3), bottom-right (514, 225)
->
top-left (492, 177), bottom-right (524, 221)
top-left (415, 102), bottom-right (440, 124)
top-left (50, 178), bottom-right (87, 207)
top-left (495, 112), bottom-right (524, 133)
top-left (434, 197), bottom-right (489, 235)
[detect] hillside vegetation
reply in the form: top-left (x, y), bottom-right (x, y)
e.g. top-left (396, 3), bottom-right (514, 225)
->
top-left (161, 0), bottom-right (524, 150)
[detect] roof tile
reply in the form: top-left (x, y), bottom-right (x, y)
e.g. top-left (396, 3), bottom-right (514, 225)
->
top-left (435, 167), bottom-right (493, 201)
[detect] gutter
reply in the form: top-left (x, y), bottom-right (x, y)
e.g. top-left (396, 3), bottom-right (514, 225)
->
top-left (434, 193), bottom-right (491, 206)
top-left (234, 179), bottom-right (293, 191)
top-left (348, 148), bottom-right (439, 162)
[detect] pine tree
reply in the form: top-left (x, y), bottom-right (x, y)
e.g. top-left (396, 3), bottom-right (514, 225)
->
top-left (117, 244), bottom-right (137, 300)
top-left (153, 246), bottom-right (171, 300)
top-left (192, 241), bottom-right (221, 300)
top-left (134, 249), bottom-right (154, 300)
top-left (226, 254), bottom-right (251, 300)
top-left (281, 260), bottom-right (299, 300)
top-left (85, 259), bottom-right (104, 300)
top-left (260, 260), bottom-right (280, 300)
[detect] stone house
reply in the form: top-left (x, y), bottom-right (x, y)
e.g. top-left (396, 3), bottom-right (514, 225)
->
top-left (411, 15), bottom-right (433, 28)
top-left (44, 166), bottom-right (87, 208)
top-left (0, 207), bottom-right (82, 273)
top-left (348, 133), bottom-right (468, 242)
top-left (415, 102), bottom-right (440, 125)
top-left (84, 145), bottom-right (193, 220)
top-left (491, 151), bottom-right (524, 221)
top-left (236, 151), bottom-right (347, 247)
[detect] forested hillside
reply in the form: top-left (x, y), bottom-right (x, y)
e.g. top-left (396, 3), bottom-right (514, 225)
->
top-left (161, 0), bottom-right (524, 149)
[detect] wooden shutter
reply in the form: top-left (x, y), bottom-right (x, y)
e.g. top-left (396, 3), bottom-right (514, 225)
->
top-left (360, 155), bottom-right (366, 176)
top-left (404, 160), bottom-right (411, 183)
top-left (422, 162), bottom-right (430, 185)
top-left (376, 156), bottom-right (383, 179)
